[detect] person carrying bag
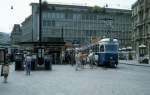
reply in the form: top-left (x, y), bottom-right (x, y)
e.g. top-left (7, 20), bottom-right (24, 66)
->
top-left (2, 63), bottom-right (9, 83)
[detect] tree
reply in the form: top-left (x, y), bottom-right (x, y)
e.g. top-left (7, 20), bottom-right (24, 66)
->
top-left (41, 1), bottom-right (49, 11)
top-left (89, 5), bottom-right (106, 13)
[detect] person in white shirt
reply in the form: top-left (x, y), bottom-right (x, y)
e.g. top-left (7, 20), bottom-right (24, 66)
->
top-left (75, 49), bottom-right (82, 71)
top-left (88, 50), bottom-right (94, 69)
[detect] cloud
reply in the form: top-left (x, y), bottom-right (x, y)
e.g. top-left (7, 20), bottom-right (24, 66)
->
top-left (0, 0), bottom-right (137, 32)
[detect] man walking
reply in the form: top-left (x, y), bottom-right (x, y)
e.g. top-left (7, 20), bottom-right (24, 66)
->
top-left (24, 53), bottom-right (32, 75)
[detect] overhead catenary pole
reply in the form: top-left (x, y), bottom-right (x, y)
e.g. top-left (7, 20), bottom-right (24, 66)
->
top-left (39, 0), bottom-right (42, 44)
top-left (98, 18), bottom-right (113, 38)
top-left (38, 0), bottom-right (43, 63)
top-left (61, 27), bottom-right (64, 41)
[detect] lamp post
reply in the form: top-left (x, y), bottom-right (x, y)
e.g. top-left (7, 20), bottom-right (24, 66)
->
top-left (39, 0), bottom-right (42, 44)
top-left (61, 26), bottom-right (64, 41)
top-left (38, 0), bottom-right (44, 65)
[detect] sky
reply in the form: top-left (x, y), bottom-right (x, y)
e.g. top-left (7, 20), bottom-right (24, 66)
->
top-left (0, 0), bottom-right (137, 33)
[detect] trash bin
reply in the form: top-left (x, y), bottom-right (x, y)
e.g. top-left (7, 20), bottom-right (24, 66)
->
top-left (15, 53), bottom-right (24, 70)
top-left (44, 54), bottom-right (52, 70)
top-left (44, 60), bottom-right (52, 70)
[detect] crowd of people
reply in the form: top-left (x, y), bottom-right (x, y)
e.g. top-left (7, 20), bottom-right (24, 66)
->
top-left (62, 48), bottom-right (98, 71)
top-left (0, 48), bottom-right (98, 83)
top-left (75, 49), bottom-right (97, 71)
top-left (0, 51), bottom-right (53, 83)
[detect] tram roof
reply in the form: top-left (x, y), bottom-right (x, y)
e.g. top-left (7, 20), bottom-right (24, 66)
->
top-left (99, 38), bottom-right (118, 43)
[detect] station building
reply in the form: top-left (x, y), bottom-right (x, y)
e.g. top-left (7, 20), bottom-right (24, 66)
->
top-left (11, 2), bottom-right (132, 53)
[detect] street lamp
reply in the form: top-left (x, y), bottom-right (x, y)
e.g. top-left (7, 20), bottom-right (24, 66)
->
top-left (61, 26), bottom-right (64, 41)
top-left (37, 0), bottom-right (44, 65)
top-left (39, 0), bottom-right (42, 43)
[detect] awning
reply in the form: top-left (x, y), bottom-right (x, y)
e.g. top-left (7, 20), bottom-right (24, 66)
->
top-left (139, 44), bottom-right (146, 48)
top-left (127, 46), bottom-right (132, 50)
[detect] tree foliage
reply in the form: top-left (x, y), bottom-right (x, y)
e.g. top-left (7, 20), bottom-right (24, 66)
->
top-left (41, 1), bottom-right (49, 11)
top-left (89, 5), bottom-right (106, 13)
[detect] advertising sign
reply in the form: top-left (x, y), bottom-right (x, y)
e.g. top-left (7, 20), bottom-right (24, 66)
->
top-left (0, 49), bottom-right (5, 63)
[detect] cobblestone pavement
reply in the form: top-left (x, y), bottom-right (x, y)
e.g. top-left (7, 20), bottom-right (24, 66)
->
top-left (0, 64), bottom-right (150, 95)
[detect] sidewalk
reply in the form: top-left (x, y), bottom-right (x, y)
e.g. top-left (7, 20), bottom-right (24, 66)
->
top-left (119, 60), bottom-right (150, 67)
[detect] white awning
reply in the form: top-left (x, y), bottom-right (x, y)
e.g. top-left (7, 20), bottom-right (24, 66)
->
top-left (139, 44), bottom-right (146, 48)
top-left (127, 46), bottom-right (132, 50)
top-left (122, 48), bottom-right (126, 50)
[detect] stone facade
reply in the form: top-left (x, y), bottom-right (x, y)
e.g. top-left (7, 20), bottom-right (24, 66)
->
top-left (132, 0), bottom-right (150, 60)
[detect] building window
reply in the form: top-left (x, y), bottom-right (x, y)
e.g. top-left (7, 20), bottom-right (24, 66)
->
top-left (65, 13), bottom-right (73, 19)
top-left (43, 20), bottom-right (55, 27)
top-left (86, 14), bottom-right (92, 20)
top-left (52, 20), bottom-right (55, 26)
top-left (51, 6), bottom-right (56, 10)
top-left (82, 14), bottom-right (94, 20)
top-left (86, 30), bottom-right (91, 36)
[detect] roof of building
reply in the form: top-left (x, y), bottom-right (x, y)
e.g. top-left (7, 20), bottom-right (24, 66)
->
top-left (131, 1), bottom-right (138, 8)
top-left (11, 24), bottom-right (21, 33)
top-left (30, 3), bottom-right (131, 13)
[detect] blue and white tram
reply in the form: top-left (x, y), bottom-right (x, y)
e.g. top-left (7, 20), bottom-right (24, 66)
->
top-left (93, 38), bottom-right (119, 67)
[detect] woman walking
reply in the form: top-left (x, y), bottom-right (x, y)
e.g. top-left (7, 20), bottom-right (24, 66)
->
top-left (2, 63), bottom-right (9, 83)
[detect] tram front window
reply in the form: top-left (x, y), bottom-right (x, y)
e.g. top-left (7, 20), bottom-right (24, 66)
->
top-left (105, 45), bottom-right (118, 52)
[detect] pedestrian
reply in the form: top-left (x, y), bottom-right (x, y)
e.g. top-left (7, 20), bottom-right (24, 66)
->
top-left (88, 50), bottom-right (94, 69)
top-left (70, 51), bottom-right (75, 66)
top-left (44, 54), bottom-right (52, 70)
top-left (75, 50), bottom-right (80, 71)
top-left (94, 54), bottom-right (98, 66)
top-left (2, 63), bottom-right (9, 83)
top-left (75, 49), bottom-right (82, 71)
top-left (79, 52), bottom-right (85, 69)
top-left (83, 52), bottom-right (87, 67)
top-left (24, 53), bottom-right (32, 75)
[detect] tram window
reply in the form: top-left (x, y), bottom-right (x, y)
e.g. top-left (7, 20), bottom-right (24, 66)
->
top-left (105, 45), bottom-right (118, 52)
top-left (100, 45), bottom-right (104, 52)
